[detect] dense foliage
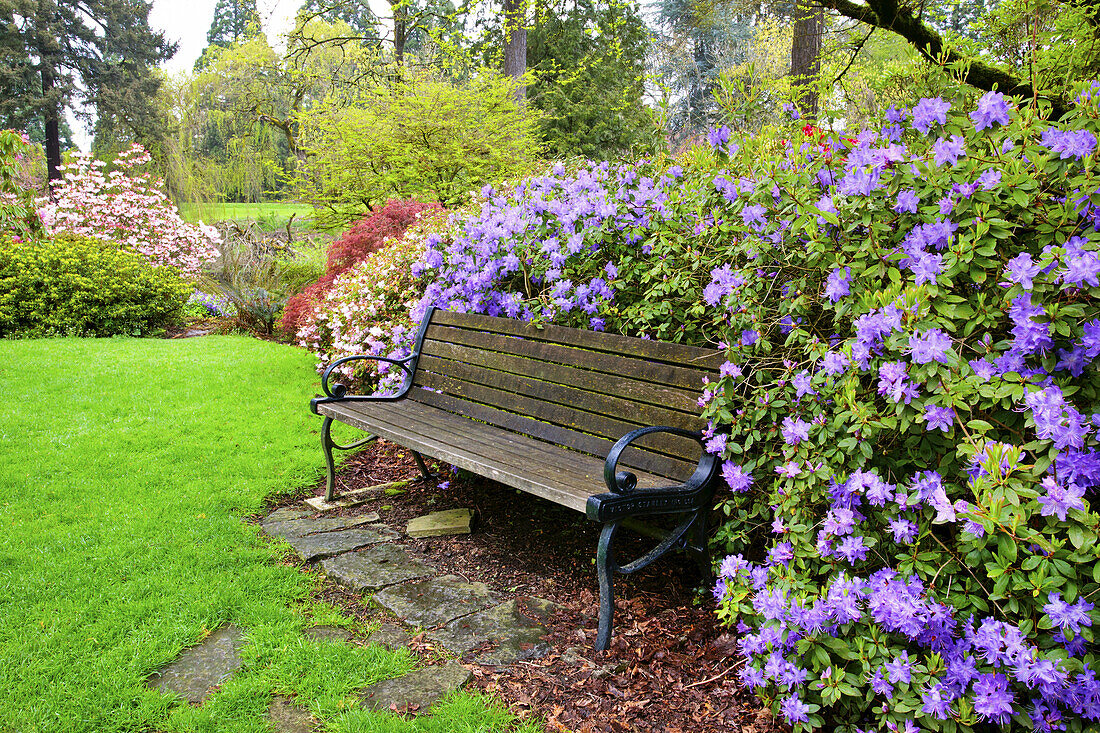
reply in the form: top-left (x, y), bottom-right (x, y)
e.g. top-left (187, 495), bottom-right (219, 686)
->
top-left (38, 144), bottom-right (221, 279)
top-left (299, 85), bottom-right (1100, 731)
top-left (0, 233), bottom-right (190, 337)
top-left (0, 130), bottom-right (43, 240)
top-left (294, 67), bottom-right (541, 224)
top-left (281, 199), bottom-right (442, 334)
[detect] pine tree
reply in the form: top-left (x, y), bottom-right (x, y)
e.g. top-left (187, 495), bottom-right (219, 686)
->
top-left (206, 0), bottom-right (262, 47)
top-left (0, 0), bottom-right (174, 181)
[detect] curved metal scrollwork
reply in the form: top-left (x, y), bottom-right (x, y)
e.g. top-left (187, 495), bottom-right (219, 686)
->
top-left (319, 354), bottom-right (415, 401)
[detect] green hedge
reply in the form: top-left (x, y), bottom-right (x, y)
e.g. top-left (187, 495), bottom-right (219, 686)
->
top-left (0, 234), bottom-right (190, 337)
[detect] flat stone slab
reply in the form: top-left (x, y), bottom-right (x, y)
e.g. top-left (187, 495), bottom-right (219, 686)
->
top-left (366, 622), bottom-right (410, 650)
top-left (304, 625), bottom-right (355, 644)
top-left (267, 695), bottom-right (316, 733)
top-left (262, 513), bottom-right (381, 539)
top-left (359, 661), bottom-right (471, 713)
top-left (282, 525), bottom-right (398, 562)
top-left (148, 625), bottom-right (244, 704)
top-left (406, 509), bottom-right (473, 538)
top-left (322, 544), bottom-right (435, 591)
top-left (304, 481), bottom-right (408, 512)
top-left (266, 507), bottom-right (312, 523)
top-left (426, 597), bottom-right (558, 665)
top-left (373, 575), bottom-right (500, 629)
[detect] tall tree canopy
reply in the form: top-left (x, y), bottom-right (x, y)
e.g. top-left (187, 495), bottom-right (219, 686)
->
top-left (0, 0), bottom-right (175, 181)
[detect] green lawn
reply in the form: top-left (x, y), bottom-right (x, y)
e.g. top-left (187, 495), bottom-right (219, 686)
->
top-left (0, 337), bottom-right (534, 733)
top-left (179, 202), bottom-right (316, 229)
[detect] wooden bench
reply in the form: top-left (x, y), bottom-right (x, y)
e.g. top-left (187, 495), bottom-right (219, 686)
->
top-left (310, 307), bottom-right (723, 650)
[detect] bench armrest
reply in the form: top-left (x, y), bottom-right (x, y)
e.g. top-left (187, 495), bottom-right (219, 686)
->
top-left (602, 425), bottom-right (718, 495)
top-left (310, 353), bottom-right (416, 414)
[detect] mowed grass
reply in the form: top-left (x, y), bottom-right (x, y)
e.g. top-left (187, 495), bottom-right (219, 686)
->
top-left (0, 337), bottom-right (535, 733)
top-left (179, 202), bottom-right (316, 229)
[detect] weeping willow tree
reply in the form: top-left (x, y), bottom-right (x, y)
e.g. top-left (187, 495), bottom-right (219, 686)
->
top-left (155, 19), bottom-right (379, 204)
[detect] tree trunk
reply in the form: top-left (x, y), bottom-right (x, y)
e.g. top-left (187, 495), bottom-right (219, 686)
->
top-left (41, 62), bottom-right (62, 185)
top-left (503, 0), bottom-right (526, 106)
top-left (393, 1), bottom-right (406, 66)
top-left (790, 0), bottom-right (825, 120)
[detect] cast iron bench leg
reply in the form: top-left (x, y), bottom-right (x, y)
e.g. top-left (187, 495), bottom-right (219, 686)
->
top-left (596, 521), bottom-right (619, 652)
top-left (320, 416), bottom-right (376, 502)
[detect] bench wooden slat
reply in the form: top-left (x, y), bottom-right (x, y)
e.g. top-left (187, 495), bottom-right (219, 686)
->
top-left (424, 325), bottom-right (715, 391)
top-left (432, 310), bottom-right (725, 370)
top-left (318, 400), bottom-right (674, 512)
top-left (418, 340), bottom-right (704, 414)
top-left (411, 388), bottom-right (697, 480)
top-left (343, 397), bottom-right (640, 489)
top-left (412, 373), bottom-right (703, 462)
top-left (416, 353), bottom-right (704, 433)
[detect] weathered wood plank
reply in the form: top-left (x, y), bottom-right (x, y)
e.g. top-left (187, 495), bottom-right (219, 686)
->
top-left (410, 388), bottom-right (697, 481)
top-left (424, 326), bottom-right (713, 391)
top-left (414, 373), bottom-right (703, 459)
top-left (416, 354), bottom-right (704, 432)
top-left (432, 310), bottom-right (724, 370)
top-left (418, 340), bottom-right (703, 414)
top-left (317, 401), bottom-right (678, 511)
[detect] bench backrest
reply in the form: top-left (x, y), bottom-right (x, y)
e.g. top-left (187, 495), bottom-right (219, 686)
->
top-left (408, 309), bottom-right (723, 482)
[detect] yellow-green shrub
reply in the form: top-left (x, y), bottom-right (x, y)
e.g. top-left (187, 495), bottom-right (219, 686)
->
top-left (0, 234), bottom-right (190, 337)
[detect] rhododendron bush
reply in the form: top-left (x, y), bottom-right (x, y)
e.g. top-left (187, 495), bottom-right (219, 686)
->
top-left (38, 145), bottom-right (220, 278)
top-left (304, 83), bottom-right (1100, 730)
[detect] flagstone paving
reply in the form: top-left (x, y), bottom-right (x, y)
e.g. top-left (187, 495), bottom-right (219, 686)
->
top-left (322, 543), bottom-right (435, 591)
top-left (147, 624), bottom-right (245, 704)
top-left (150, 503), bottom-right (556, 718)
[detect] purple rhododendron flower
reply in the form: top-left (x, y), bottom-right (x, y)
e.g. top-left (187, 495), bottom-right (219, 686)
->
top-left (971, 91), bottom-right (1011, 130)
top-left (722, 461), bottom-right (754, 492)
top-left (933, 135), bottom-right (966, 166)
top-left (971, 673), bottom-right (1015, 724)
top-left (895, 189), bottom-right (920, 213)
top-left (886, 651), bottom-right (912, 684)
top-left (705, 433), bottom-right (727, 455)
top-left (1042, 589), bottom-right (1095, 633)
top-left (782, 416), bottom-right (812, 445)
top-left (820, 351), bottom-right (849, 376)
top-left (793, 370), bottom-right (816, 397)
top-left (890, 518), bottom-right (919, 543)
top-left (1041, 128), bottom-right (1097, 160)
top-left (781, 693), bottom-right (810, 724)
top-left (909, 328), bottom-right (953, 364)
top-left (1037, 476), bottom-right (1086, 520)
top-left (708, 126), bottom-right (731, 150)
top-left (923, 404), bottom-right (955, 432)
top-left (978, 169), bottom-right (1002, 190)
top-left (825, 266), bottom-right (852, 302)
top-left (768, 541), bottom-right (794, 567)
top-left (1003, 253), bottom-right (1041, 290)
top-left (912, 97), bottom-right (951, 134)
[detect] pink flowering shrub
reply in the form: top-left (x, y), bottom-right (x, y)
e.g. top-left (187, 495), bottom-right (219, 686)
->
top-left (38, 145), bottom-right (220, 279)
top-left (348, 83), bottom-right (1100, 731)
top-left (297, 216), bottom-right (448, 388)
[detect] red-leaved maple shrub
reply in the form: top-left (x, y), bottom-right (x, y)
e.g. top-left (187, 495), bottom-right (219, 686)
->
top-left (281, 199), bottom-right (442, 334)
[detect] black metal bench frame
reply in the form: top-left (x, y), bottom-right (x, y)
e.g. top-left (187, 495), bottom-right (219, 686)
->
top-left (310, 306), bottom-right (721, 650)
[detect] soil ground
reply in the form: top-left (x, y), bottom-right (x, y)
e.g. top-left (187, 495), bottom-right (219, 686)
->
top-left (277, 440), bottom-right (779, 733)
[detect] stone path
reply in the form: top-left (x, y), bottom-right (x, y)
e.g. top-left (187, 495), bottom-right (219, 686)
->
top-left (147, 499), bottom-right (557, 727)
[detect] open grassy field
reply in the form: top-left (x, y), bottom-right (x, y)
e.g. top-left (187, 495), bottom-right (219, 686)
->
top-left (0, 337), bottom-right (534, 733)
top-left (179, 202), bottom-right (316, 229)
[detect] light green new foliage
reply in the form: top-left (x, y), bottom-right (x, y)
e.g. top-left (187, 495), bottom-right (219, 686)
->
top-left (296, 67), bottom-right (543, 227)
top-left (0, 337), bottom-right (532, 732)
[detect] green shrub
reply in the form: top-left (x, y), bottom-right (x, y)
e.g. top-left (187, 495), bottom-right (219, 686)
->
top-left (0, 234), bottom-right (190, 337)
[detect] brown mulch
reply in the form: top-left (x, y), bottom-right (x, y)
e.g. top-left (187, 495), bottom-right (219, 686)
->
top-left (276, 439), bottom-right (778, 733)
